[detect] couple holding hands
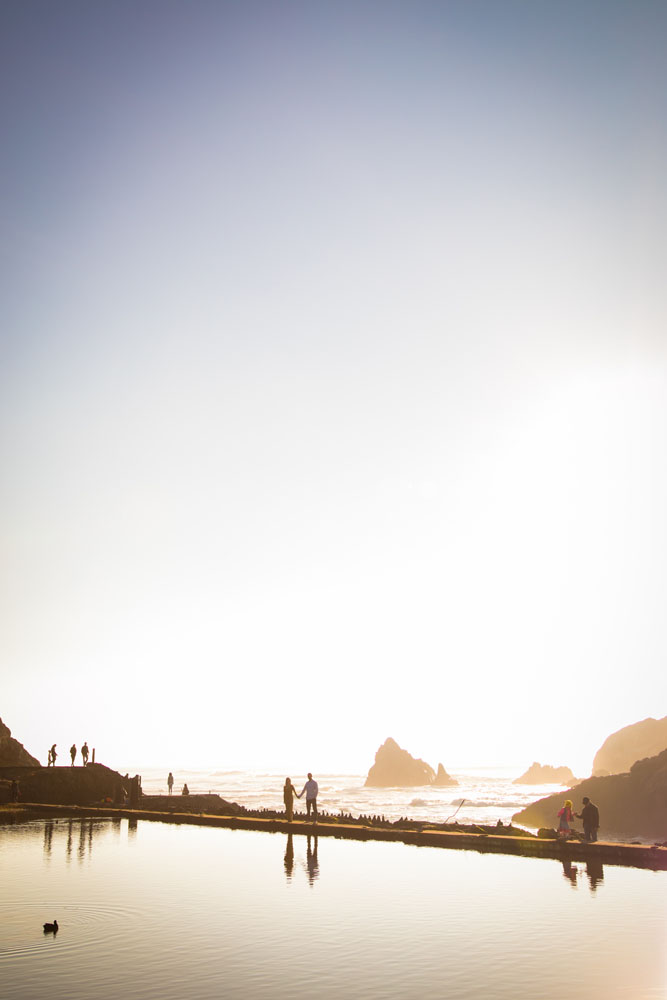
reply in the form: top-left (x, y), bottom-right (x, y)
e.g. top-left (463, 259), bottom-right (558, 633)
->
top-left (283, 773), bottom-right (318, 821)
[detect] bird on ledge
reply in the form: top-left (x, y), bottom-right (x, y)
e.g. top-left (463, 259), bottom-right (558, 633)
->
top-left (43, 920), bottom-right (58, 933)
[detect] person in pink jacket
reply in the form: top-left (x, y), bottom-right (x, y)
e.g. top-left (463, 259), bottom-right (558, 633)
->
top-left (558, 799), bottom-right (574, 838)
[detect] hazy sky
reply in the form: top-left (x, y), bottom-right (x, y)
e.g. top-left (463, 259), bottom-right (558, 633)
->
top-left (2, 1), bottom-right (666, 777)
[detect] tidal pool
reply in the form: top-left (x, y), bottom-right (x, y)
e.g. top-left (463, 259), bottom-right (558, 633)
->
top-left (0, 818), bottom-right (664, 999)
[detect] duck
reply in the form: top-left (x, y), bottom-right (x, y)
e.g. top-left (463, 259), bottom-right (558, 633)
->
top-left (43, 920), bottom-right (58, 933)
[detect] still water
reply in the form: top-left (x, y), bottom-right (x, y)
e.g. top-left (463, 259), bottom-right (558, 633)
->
top-left (1, 818), bottom-right (665, 1000)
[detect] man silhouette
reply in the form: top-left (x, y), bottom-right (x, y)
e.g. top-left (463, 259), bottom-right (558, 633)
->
top-left (576, 797), bottom-right (600, 842)
top-left (298, 773), bottom-right (318, 821)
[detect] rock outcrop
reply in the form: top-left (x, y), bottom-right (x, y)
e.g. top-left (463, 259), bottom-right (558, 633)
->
top-left (0, 719), bottom-right (40, 766)
top-left (592, 716), bottom-right (667, 776)
top-left (433, 763), bottom-right (459, 787)
top-left (139, 794), bottom-right (243, 816)
top-left (513, 762), bottom-right (577, 785)
top-left (0, 763), bottom-right (127, 805)
top-left (365, 738), bottom-right (436, 787)
top-left (512, 748), bottom-right (667, 842)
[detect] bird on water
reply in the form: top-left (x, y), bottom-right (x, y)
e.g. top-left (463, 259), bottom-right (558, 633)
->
top-left (43, 920), bottom-right (58, 933)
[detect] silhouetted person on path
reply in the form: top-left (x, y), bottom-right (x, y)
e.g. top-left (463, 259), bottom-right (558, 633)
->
top-left (576, 797), bottom-right (600, 842)
top-left (70, 744), bottom-right (77, 766)
top-left (182, 783), bottom-right (190, 796)
top-left (297, 773), bottom-right (318, 821)
top-left (167, 772), bottom-right (174, 795)
top-left (48, 744), bottom-right (57, 767)
top-left (81, 742), bottom-right (89, 766)
top-left (283, 778), bottom-right (297, 821)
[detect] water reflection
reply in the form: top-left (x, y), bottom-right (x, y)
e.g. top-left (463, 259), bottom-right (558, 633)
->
top-left (305, 835), bottom-right (319, 886)
top-left (560, 859), bottom-right (604, 894)
top-left (43, 820), bottom-right (54, 857)
top-left (284, 834), bottom-right (295, 880)
top-left (282, 834), bottom-right (320, 885)
top-left (40, 817), bottom-right (137, 864)
top-left (586, 858), bottom-right (604, 893)
top-left (561, 860), bottom-right (578, 887)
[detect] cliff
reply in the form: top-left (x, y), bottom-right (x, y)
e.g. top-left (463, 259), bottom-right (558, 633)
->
top-left (512, 748), bottom-right (667, 842)
top-left (592, 716), bottom-right (667, 776)
top-left (365, 738), bottom-right (439, 787)
top-left (513, 762), bottom-right (577, 785)
top-left (0, 719), bottom-right (40, 766)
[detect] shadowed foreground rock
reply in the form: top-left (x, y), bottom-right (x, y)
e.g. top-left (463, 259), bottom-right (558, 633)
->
top-left (592, 716), bottom-right (667, 776)
top-left (514, 762), bottom-right (577, 785)
top-left (0, 765), bottom-right (242, 815)
top-left (0, 719), bottom-right (40, 766)
top-left (139, 794), bottom-right (243, 816)
top-left (365, 738), bottom-right (458, 787)
top-left (513, 748), bottom-right (667, 842)
top-left (0, 763), bottom-right (127, 805)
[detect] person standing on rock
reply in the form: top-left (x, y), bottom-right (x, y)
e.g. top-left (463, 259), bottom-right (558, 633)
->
top-left (576, 797), bottom-right (600, 842)
top-left (81, 742), bottom-right (89, 766)
top-left (49, 744), bottom-right (57, 767)
top-left (167, 772), bottom-right (174, 795)
top-left (297, 773), bottom-right (318, 821)
top-left (283, 778), bottom-right (298, 821)
top-left (70, 744), bottom-right (77, 766)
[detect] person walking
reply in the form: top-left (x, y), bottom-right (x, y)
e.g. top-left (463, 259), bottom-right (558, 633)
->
top-left (49, 744), bottom-right (57, 767)
top-left (167, 772), bottom-right (174, 795)
top-left (283, 778), bottom-right (297, 821)
top-left (81, 742), bottom-right (89, 766)
top-left (576, 797), bottom-right (600, 842)
top-left (297, 773), bottom-right (318, 821)
top-left (557, 799), bottom-right (574, 839)
top-left (70, 744), bottom-right (77, 766)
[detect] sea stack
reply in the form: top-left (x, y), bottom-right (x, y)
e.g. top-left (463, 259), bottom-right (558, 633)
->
top-left (433, 763), bottom-right (459, 787)
top-left (365, 738), bottom-right (436, 787)
top-left (513, 762), bottom-right (577, 785)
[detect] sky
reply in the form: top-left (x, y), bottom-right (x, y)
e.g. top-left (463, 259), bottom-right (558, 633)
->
top-left (2, 0), bottom-right (666, 778)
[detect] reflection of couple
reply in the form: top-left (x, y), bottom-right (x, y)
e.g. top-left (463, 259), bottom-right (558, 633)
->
top-left (283, 833), bottom-right (319, 884)
top-left (283, 773), bottom-right (318, 821)
top-left (561, 859), bottom-right (604, 892)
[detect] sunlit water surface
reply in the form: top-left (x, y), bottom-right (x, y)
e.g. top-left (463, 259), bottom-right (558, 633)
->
top-left (1, 819), bottom-right (664, 1000)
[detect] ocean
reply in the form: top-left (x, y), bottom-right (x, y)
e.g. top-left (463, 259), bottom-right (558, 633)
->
top-left (126, 765), bottom-right (569, 829)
